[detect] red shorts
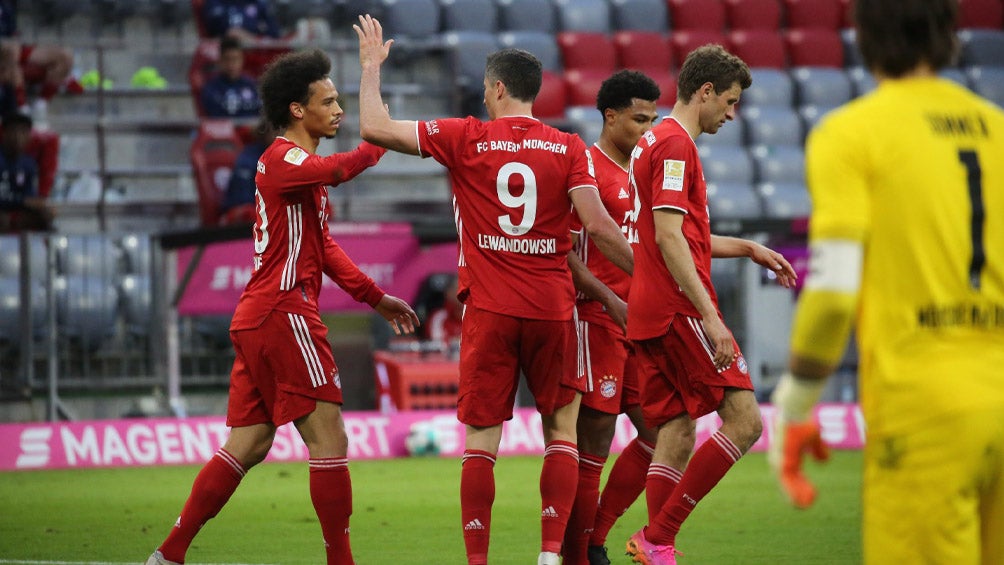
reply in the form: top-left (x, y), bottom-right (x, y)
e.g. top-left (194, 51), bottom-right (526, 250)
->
top-left (227, 309), bottom-right (342, 427)
top-left (633, 314), bottom-right (753, 429)
top-left (457, 305), bottom-right (582, 427)
top-left (579, 320), bottom-right (640, 415)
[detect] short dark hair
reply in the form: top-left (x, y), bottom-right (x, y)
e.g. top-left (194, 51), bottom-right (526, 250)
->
top-left (485, 48), bottom-right (542, 103)
top-left (2, 112), bottom-right (32, 130)
top-left (676, 44), bottom-right (752, 104)
top-left (596, 70), bottom-right (661, 113)
top-left (220, 35), bottom-right (242, 54)
top-left (854, 0), bottom-right (957, 77)
top-left (258, 49), bottom-right (332, 130)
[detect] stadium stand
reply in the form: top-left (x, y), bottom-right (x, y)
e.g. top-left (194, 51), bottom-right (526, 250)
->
top-left (785, 28), bottom-right (844, 67)
top-left (783, 0), bottom-right (844, 30)
top-left (614, 30), bottom-right (675, 73)
top-left (610, 0), bottom-right (669, 32)
top-left (724, 0), bottom-right (783, 30)
top-left (557, 32), bottom-right (617, 73)
top-left (706, 181), bottom-right (763, 221)
top-left (791, 67), bottom-right (853, 108)
top-left (439, 0), bottom-right (498, 33)
top-left (958, 29), bottom-right (1004, 66)
top-left (189, 119), bottom-right (244, 226)
top-left (729, 29), bottom-right (788, 68)
top-left (959, 0), bottom-right (1004, 29)
top-left (532, 70), bottom-right (568, 120)
top-left (668, 0), bottom-right (726, 31)
top-left (670, 29), bottom-right (729, 65)
top-left (554, 0), bottom-right (612, 33)
top-left (742, 105), bottom-right (805, 147)
top-left (496, 0), bottom-right (557, 33)
top-left (744, 68), bottom-right (795, 107)
top-left (968, 65), bottom-right (1004, 107)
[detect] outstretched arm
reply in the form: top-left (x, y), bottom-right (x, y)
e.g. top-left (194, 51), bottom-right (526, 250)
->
top-left (354, 14), bottom-right (421, 156)
top-left (711, 235), bottom-right (797, 289)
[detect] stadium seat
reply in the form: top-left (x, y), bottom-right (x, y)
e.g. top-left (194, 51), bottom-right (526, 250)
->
top-left (696, 114), bottom-right (744, 148)
top-left (497, 0), bottom-right (557, 33)
top-left (729, 30), bottom-right (787, 69)
top-left (958, 29), bottom-right (1004, 66)
top-left (650, 70), bottom-right (678, 106)
top-left (840, 28), bottom-right (863, 68)
top-left (119, 274), bottom-right (152, 338)
top-left (532, 71), bottom-right (568, 120)
top-left (0, 235), bottom-right (47, 281)
top-left (273, 0), bottom-right (333, 32)
top-left (847, 66), bottom-right (876, 97)
top-left (554, 0), bottom-right (611, 32)
top-left (614, 31), bottom-right (675, 74)
top-left (55, 235), bottom-right (119, 278)
top-left (564, 69), bottom-right (609, 106)
top-left (758, 182), bottom-right (810, 220)
top-left (783, 0), bottom-right (843, 29)
top-left (958, 0), bottom-right (1004, 29)
top-left (798, 104), bottom-right (838, 133)
top-left (939, 68), bottom-right (971, 89)
top-left (610, 0), bottom-right (670, 32)
top-left (25, 130), bottom-right (60, 199)
top-left (742, 105), bottom-right (804, 146)
top-left (497, 31), bottom-right (561, 71)
top-left (379, 0), bottom-right (441, 39)
top-left (557, 32), bottom-right (617, 73)
top-left (443, 30), bottom-right (498, 91)
top-left (785, 28), bottom-right (844, 68)
top-left (55, 274), bottom-right (119, 353)
top-left (706, 182), bottom-right (763, 221)
top-left (439, 0), bottom-right (497, 33)
top-left (968, 66), bottom-right (1004, 108)
top-left (791, 67), bottom-right (852, 108)
top-left (839, 0), bottom-right (854, 27)
top-left (744, 68), bottom-right (794, 107)
top-left (750, 144), bottom-right (805, 184)
top-left (119, 234), bottom-right (152, 276)
top-left (190, 120), bottom-right (244, 227)
top-left (565, 105), bottom-right (604, 145)
top-left (699, 145), bottom-right (755, 184)
top-left (724, 0), bottom-right (782, 30)
top-left (671, 30), bottom-right (729, 64)
top-left (668, 0), bottom-right (726, 31)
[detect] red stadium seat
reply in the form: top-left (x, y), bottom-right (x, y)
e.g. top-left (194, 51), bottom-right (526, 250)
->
top-left (668, 0), bottom-right (726, 31)
top-left (840, 0), bottom-right (854, 28)
top-left (190, 120), bottom-right (244, 226)
top-left (959, 0), bottom-right (1004, 29)
top-left (728, 29), bottom-right (787, 68)
top-left (556, 32), bottom-right (617, 72)
top-left (25, 130), bottom-right (59, 199)
top-left (651, 69), bottom-right (678, 106)
top-left (670, 29), bottom-right (729, 64)
top-left (191, 0), bottom-right (209, 38)
top-left (564, 68), bottom-right (608, 106)
top-left (614, 31), bottom-right (675, 73)
top-left (724, 0), bottom-right (782, 30)
top-left (783, 0), bottom-right (844, 29)
top-left (785, 28), bottom-right (844, 68)
top-left (532, 71), bottom-right (568, 120)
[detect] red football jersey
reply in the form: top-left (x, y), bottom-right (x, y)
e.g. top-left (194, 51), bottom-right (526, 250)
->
top-left (417, 116), bottom-right (597, 321)
top-left (230, 137), bottom-right (387, 330)
top-left (571, 144), bottom-right (635, 331)
top-left (626, 117), bottom-right (719, 340)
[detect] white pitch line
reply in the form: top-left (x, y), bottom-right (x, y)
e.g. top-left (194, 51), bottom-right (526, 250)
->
top-left (0, 561), bottom-right (277, 565)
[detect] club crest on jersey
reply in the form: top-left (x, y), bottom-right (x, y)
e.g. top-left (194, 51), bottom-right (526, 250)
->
top-left (599, 375), bottom-right (618, 398)
top-left (663, 159), bottom-right (685, 191)
top-left (284, 147), bottom-right (308, 166)
top-left (736, 354), bottom-right (748, 374)
top-left (332, 370), bottom-right (341, 389)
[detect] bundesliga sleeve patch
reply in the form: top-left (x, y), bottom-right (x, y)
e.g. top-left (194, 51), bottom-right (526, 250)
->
top-left (283, 147), bottom-right (308, 166)
top-left (662, 159), bottom-right (685, 191)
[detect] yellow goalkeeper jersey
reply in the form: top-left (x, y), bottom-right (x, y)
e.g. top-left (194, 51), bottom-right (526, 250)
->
top-left (800, 76), bottom-right (1004, 437)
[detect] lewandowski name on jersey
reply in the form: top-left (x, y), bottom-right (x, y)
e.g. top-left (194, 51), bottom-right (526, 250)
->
top-left (477, 233), bottom-right (557, 254)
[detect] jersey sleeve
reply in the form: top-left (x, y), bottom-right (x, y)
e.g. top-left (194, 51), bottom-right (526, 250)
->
top-left (805, 114), bottom-right (871, 244)
top-left (321, 223), bottom-right (386, 307)
top-left (272, 142), bottom-right (386, 191)
top-left (567, 136), bottom-right (599, 192)
top-left (648, 136), bottom-right (694, 213)
top-left (416, 117), bottom-right (471, 168)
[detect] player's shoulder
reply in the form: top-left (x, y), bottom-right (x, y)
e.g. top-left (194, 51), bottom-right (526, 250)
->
top-left (262, 137), bottom-right (311, 167)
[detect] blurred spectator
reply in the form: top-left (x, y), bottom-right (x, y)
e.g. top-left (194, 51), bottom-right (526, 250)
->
top-left (424, 275), bottom-right (463, 350)
top-left (202, 0), bottom-right (281, 41)
top-left (200, 35), bottom-right (262, 118)
top-left (0, 0), bottom-right (81, 120)
top-left (220, 118), bottom-right (276, 223)
top-left (0, 112), bottom-right (51, 232)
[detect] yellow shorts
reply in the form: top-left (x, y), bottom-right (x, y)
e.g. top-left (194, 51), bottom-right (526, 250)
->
top-left (863, 407), bottom-right (1004, 565)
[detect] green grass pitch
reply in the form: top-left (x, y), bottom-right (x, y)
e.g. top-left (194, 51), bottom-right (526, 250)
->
top-left (0, 450), bottom-right (860, 564)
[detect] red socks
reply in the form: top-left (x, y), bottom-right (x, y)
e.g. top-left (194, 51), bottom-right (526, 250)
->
top-left (648, 431), bottom-right (742, 546)
top-left (309, 457), bottom-right (354, 565)
top-left (540, 440), bottom-right (579, 553)
top-left (461, 449), bottom-right (496, 565)
top-left (563, 452), bottom-right (606, 564)
top-left (590, 438), bottom-right (654, 546)
top-left (159, 449), bottom-right (245, 562)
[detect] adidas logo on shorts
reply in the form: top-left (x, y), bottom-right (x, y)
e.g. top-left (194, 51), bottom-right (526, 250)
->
top-left (542, 505), bottom-right (559, 518)
top-left (464, 518), bottom-right (485, 530)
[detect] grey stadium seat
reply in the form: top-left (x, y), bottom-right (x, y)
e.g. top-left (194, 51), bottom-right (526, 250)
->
top-left (119, 274), bottom-right (152, 337)
top-left (497, 0), bottom-right (556, 33)
top-left (707, 182), bottom-right (763, 221)
top-left (379, 0), bottom-right (441, 39)
top-left (55, 274), bottom-right (119, 352)
top-left (968, 66), bottom-right (1004, 108)
top-left (750, 144), bottom-right (805, 184)
top-left (439, 0), bottom-right (498, 33)
top-left (742, 105), bottom-right (804, 147)
top-left (54, 235), bottom-right (120, 278)
top-left (611, 0), bottom-right (669, 32)
top-left (744, 68), bottom-right (794, 108)
top-left (497, 31), bottom-right (561, 71)
top-left (443, 31), bottom-right (498, 90)
top-left (554, 0), bottom-right (612, 32)
top-left (798, 104), bottom-right (838, 134)
top-left (792, 67), bottom-right (853, 108)
top-left (566, 105), bottom-right (604, 146)
top-left (847, 66), bottom-right (876, 97)
top-left (699, 145), bottom-right (755, 185)
top-left (958, 29), bottom-right (1004, 67)
top-left (840, 28), bottom-right (862, 68)
top-left (757, 182), bottom-right (812, 220)
top-left (696, 115), bottom-right (745, 149)
top-left (939, 68), bottom-right (971, 89)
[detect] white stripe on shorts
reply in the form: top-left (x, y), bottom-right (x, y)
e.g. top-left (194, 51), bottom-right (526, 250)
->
top-left (288, 313), bottom-right (326, 388)
top-left (686, 316), bottom-right (715, 361)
